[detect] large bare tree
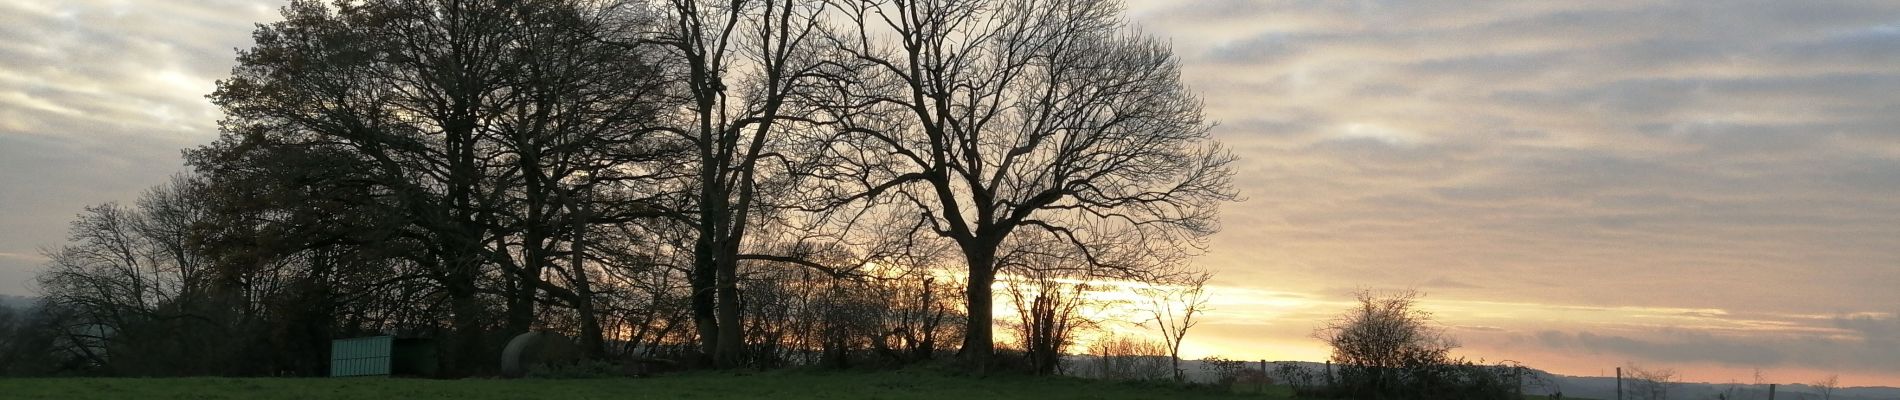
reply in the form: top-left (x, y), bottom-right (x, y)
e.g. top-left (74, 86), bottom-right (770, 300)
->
top-left (622, 0), bottom-right (832, 367)
top-left (207, 0), bottom-right (673, 373)
top-left (809, 0), bottom-right (1236, 366)
top-left (485, 0), bottom-right (674, 357)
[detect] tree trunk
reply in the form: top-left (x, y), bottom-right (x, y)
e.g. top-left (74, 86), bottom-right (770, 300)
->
top-left (914, 277), bottom-right (939, 361)
top-left (507, 138), bottom-right (549, 338)
top-left (714, 254), bottom-right (743, 367)
top-left (447, 274), bottom-right (485, 377)
top-left (690, 230), bottom-right (719, 366)
top-left (508, 224), bottom-right (543, 336)
top-left (960, 246), bottom-right (997, 370)
top-left (569, 197), bottom-right (604, 358)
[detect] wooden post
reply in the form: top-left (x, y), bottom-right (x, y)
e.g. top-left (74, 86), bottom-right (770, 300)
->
top-left (1514, 366), bottom-right (1523, 398)
top-left (1258, 360), bottom-right (1267, 393)
top-left (1768, 383), bottom-right (1776, 400)
top-left (1616, 367), bottom-right (1623, 400)
top-left (1325, 360), bottom-right (1334, 388)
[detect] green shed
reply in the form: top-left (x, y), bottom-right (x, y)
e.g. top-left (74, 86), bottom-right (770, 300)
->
top-left (330, 336), bottom-right (393, 377)
top-left (330, 336), bottom-right (439, 377)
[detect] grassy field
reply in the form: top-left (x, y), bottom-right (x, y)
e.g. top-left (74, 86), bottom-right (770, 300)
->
top-left (0, 370), bottom-right (1294, 400)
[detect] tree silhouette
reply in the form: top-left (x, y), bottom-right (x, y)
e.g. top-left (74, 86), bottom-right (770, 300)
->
top-left (201, 0), bottom-right (673, 373)
top-left (18, 0), bottom-right (1233, 377)
top-left (1144, 271), bottom-right (1211, 382)
top-left (808, 0), bottom-right (1236, 367)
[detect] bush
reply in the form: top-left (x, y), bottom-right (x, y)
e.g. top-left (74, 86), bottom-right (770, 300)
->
top-left (1304, 289), bottom-right (1520, 399)
top-left (932, 344), bottom-right (1038, 376)
top-left (1271, 362), bottom-right (1327, 396)
top-left (1199, 356), bottom-right (1248, 386)
top-left (1273, 360), bottom-right (1519, 400)
top-left (1086, 335), bottom-right (1170, 381)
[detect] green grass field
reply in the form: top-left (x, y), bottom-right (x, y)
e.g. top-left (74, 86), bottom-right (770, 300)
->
top-left (0, 370), bottom-right (1295, 400)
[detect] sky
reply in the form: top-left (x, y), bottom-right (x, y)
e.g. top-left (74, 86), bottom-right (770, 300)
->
top-left (2, 0), bottom-right (1898, 386)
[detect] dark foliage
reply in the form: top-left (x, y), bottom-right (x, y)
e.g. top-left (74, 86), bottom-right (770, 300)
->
top-left (14, 0), bottom-right (1227, 379)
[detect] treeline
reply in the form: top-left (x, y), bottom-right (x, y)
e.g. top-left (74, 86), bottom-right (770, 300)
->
top-left (5, 0), bottom-right (1233, 377)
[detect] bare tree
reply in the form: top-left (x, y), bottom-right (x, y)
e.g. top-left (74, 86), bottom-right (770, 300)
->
top-left (208, 0), bottom-right (526, 373)
top-left (1314, 289), bottom-right (1457, 395)
top-left (204, 0), bottom-right (677, 373)
top-left (488, 0), bottom-right (675, 357)
top-left (1812, 374), bottom-right (1838, 400)
top-left (846, 226), bottom-right (966, 364)
top-left (1142, 271), bottom-right (1210, 382)
top-left (1199, 356), bottom-right (1250, 387)
top-left (1623, 363), bottom-right (1678, 400)
top-left (1316, 289), bottom-right (1455, 369)
top-left (30, 0), bottom-right (1235, 378)
top-left (34, 177), bottom-right (233, 374)
top-left (1716, 379), bottom-right (1743, 400)
top-left (1004, 264), bottom-right (1094, 375)
top-left (615, 0), bottom-right (834, 367)
top-left (1089, 334), bottom-right (1171, 381)
top-left (810, 0), bottom-right (1236, 367)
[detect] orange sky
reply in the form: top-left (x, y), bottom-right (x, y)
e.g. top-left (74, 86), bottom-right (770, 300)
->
top-left (997, 275), bottom-right (1900, 386)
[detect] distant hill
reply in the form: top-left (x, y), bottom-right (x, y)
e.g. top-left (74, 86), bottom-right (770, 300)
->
top-left (1540, 373), bottom-right (1900, 400)
top-left (0, 294), bottom-right (36, 311)
top-left (1068, 358), bottom-right (1900, 400)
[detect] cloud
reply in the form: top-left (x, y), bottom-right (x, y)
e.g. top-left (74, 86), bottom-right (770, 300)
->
top-left (1528, 312), bottom-right (1900, 372)
top-left (1419, 277), bottom-right (1482, 290)
top-left (1140, 4), bottom-right (1900, 380)
top-left (1204, 32), bottom-right (1298, 64)
top-left (1836, 312), bottom-right (1900, 347)
top-left (1534, 330), bottom-right (1790, 366)
top-left (0, 252), bottom-right (46, 262)
top-left (1145, 0), bottom-right (1900, 316)
top-left (0, 0), bottom-right (283, 297)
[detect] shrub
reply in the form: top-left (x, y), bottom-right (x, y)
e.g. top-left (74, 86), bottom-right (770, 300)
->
top-left (1086, 335), bottom-right (1170, 381)
top-left (1271, 362), bottom-right (1329, 396)
top-left (1199, 356), bottom-right (1248, 386)
top-left (1307, 289), bottom-right (1519, 399)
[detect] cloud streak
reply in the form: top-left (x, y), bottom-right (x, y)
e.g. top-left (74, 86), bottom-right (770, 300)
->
top-left (1122, 0), bottom-right (1900, 383)
top-left (0, 0), bottom-right (282, 279)
top-left (1524, 310), bottom-right (1900, 372)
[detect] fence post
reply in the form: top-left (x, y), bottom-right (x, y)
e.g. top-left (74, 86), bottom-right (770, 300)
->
top-left (1768, 383), bottom-right (1776, 400)
top-left (1514, 366), bottom-right (1523, 398)
top-left (1325, 360), bottom-right (1334, 388)
top-left (1616, 367), bottom-right (1622, 400)
top-left (1258, 360), bottom-right (1267, 393)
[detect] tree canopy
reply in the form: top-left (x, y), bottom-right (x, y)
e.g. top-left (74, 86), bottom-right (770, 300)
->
top-left (10, 0), bottom-right (1232, 377)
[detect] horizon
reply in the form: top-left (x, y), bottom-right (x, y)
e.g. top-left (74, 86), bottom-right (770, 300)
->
top-left (1, 0), bottom-right (1896, 386)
